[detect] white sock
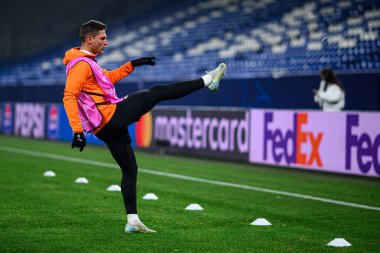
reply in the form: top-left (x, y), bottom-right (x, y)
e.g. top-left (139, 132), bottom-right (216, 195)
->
top-left (202, 73), bottom-right (213, 87)
top-left (127, 214), bottom-right (141, 225)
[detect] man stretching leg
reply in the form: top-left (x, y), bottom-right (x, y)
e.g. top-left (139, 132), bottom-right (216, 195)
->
top-left (63, 20), bottom-right (226, 234)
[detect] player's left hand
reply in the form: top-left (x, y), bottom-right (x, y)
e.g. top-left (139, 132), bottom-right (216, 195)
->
top-left (131, 57), bottom-right (156, 67)
top-left (72, 132), bottom-right (86, 152)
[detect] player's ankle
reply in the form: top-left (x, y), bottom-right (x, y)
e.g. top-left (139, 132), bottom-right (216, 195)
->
top-left (202, 73), bottom-right (213, 87)
top-left (127, 214), bottom-right (141, 225)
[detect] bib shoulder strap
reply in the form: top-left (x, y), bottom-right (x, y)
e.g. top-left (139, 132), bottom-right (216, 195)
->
top-left (65, 57), bottom-right (95, 77)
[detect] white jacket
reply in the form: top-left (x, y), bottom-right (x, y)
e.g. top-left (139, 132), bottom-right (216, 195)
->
top-left (314, 81), bottom-right (345, 112)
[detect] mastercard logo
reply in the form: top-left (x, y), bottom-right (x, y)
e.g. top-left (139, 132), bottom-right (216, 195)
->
top-left (135, 112), bottom-right (153, 148)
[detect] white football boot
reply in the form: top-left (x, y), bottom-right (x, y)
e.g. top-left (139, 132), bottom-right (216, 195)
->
top-left (125, 222), bottom-right (156, 234)
top-left (207, 62), bottom-right (227, 91)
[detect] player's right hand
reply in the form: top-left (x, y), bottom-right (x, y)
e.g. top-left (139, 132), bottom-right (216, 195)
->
top-left (72, 132), bottom-right (86, 152)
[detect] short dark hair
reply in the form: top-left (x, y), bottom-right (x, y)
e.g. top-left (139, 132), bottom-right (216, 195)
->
top-left (79, 20), bottom-right (107, 42)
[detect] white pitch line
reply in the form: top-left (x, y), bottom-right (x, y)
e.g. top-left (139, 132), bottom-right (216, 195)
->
top-left (1, 145), bottom-right (380, 212)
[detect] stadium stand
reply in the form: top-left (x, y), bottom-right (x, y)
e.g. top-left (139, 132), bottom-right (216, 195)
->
top-left (0, 0), bottom-right (379, 86)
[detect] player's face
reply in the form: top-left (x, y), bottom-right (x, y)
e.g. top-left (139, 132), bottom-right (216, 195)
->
top-left (90, 30), bottom-right (108, 55)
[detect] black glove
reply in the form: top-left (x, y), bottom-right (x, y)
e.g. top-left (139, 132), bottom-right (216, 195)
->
top-left (72, 132), bottom-right (86, 152)
top-left (131, 57), bottom-right (156, 67)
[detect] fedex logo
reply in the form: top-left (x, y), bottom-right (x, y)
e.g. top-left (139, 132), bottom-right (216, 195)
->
top-left (346, 114), bottom-right (380, 175)
top-left (263, 112), bottom-right (323, 166)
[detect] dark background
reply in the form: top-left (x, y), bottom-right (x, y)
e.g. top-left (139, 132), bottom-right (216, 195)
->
top-left (0, 0), bottom-right (379, 111)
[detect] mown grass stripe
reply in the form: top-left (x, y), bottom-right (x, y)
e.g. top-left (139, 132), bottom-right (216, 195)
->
top-left (1, 145), bottom-right (379, 212)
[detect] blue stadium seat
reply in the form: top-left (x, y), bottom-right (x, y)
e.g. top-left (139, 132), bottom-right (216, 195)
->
top-left (0, 0), bottom-right (379, 86)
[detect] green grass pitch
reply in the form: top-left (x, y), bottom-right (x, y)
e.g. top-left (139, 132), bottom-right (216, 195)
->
top-left (0, 135), bottom-right (379, 252)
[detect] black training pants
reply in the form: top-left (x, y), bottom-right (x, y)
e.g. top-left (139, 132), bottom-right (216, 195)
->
top-left (95, 79), bottom-right (204, 214)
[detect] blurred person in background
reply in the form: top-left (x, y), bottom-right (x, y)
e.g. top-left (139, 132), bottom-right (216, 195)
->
top-left (62, 20), bottom-right (226, 234)
top-left (313, 67), bottom-right (345, 112)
